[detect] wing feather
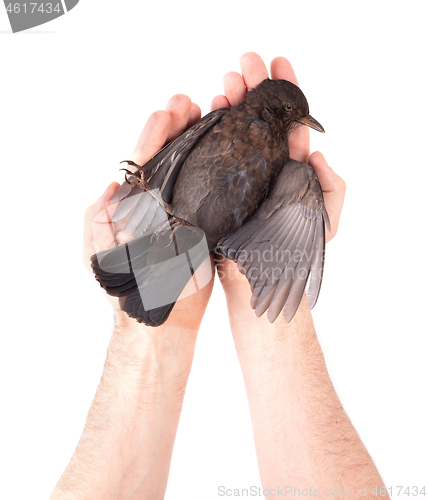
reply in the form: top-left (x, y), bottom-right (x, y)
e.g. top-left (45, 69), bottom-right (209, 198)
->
top-left (111, 108), bottom-right (227, 206)
top-left (217, 159), bottom-right (329, 323)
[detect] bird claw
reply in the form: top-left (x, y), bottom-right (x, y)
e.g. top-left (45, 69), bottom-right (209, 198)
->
top-left (119, 160), bottom-right (152, 190)
top-left (119, 168), bottom-right (140, 186)
top-left (150, 220), bottom-right (173, 243)
top-left (120, 160), bottom-right (142, 169)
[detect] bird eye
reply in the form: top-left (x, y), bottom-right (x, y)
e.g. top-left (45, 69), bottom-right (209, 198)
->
top-left (285, 103), bottom-right (292, 110)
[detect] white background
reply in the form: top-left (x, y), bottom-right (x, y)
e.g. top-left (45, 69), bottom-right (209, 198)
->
top-left (1, 1), bottom-right (427, 499)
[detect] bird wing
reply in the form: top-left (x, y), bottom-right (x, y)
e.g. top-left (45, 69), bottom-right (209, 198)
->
top-left (217, 159), bottom-right (331, 323)
top-left (90, 110), bottom-right (227, 326)
top-left (109, 108), bottom-right (228, 206)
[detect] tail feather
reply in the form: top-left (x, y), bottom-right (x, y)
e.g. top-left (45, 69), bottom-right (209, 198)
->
top-left (91, 226), bottom-right (209, 327)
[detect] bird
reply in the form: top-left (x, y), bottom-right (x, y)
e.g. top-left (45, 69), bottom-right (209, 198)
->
top-left (91, 78), bottom-right (330, 327)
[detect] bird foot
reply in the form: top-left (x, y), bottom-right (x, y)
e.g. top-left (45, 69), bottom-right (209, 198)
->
top-left (151, 216), bottom-right (194, 243)
top-left (119, 160), bottom-right (151, 190)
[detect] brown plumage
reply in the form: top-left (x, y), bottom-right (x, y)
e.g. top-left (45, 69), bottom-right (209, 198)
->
top-left (91, 79), bottom-right (330, 326)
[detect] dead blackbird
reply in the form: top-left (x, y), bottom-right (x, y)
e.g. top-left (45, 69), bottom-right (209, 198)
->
top-left (91, 78), bottom-right (330, 326)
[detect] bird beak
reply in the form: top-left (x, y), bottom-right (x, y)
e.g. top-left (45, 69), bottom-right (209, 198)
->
top-left (294, 114), bottom-right (325, 133)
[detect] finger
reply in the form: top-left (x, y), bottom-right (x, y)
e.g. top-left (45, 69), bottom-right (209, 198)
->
top-left (309, 151), bottom-right (337, 192)
top-left (308, 152), bottom-right (346, 242)
top-left (270, 57), bottom-right (310, 162)
top-left (187, 102), bottom-right (201, 128)
top-left (240, 52), bottom-right (269, 90)
top-left (211, 94), bottom-right (230, 111)
top-left (86, 182), bottom-right (121, 221)
top-left (83, 182), bottom-right (120, 267)
top-left (289, 126), bottom-right (310, 163)
top-left (130, 110), bottom-right (171, 165)
top-left (223, 71), bottom-right (246, 106)
top-left (270, 57), bottom-right (299, 85)
top-left (165, 94), bottom-right (192, 142)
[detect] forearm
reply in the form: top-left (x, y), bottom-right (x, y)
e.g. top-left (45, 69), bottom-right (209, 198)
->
top-left (226, 293), bottom-right (387, 498)
top-left (50, 312), bottom-right (197, 500)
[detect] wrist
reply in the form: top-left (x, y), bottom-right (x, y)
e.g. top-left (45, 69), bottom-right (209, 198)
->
top-left (226, 287), bottom-right (317, 345)
top-left (111, 311), bottom-right (198, 381)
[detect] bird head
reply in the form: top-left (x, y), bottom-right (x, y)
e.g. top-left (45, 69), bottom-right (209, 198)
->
top-left (245, 78), bottom-right (324, 134)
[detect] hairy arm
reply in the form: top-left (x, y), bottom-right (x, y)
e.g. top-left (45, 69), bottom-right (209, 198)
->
top-left (51, 315), bottom-right (199, 500)
top-left (215, 52), bottom-right (388, 497)
top-left (51, 96), bottom-right (214, 500)
top-left (223, 287), bottom-right (386, 494)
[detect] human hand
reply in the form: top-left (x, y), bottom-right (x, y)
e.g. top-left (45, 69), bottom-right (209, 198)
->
top-left (211, 52), bottom-right (346, 317)
top-left (83, 95), bottom-right (215, 334)
top-left (53, 97), bottom-right (216, 500)
top-left (207, 56), bottom-right (390, 494)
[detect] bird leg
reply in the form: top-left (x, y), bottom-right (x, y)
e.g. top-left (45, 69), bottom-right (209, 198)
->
top-left (151, 216), bottom-right (195, 242)
top-left (120, 160), bottom-right (174, 215)
top-left (168, 216), bottom-right (194, 229)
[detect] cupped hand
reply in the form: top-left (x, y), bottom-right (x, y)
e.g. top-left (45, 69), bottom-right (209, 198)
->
top-left (211, 52), bottom-right (346, 315)
top-left (211, 52), bottom-right (346, 243)
top-left (83, 96), bottom-right (215, 333)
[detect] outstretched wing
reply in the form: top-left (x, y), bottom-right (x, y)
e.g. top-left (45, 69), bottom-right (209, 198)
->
top-left (110, 108), bottom-right (228, 206)
top-left (217, 159), bottom-right (330, 323)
